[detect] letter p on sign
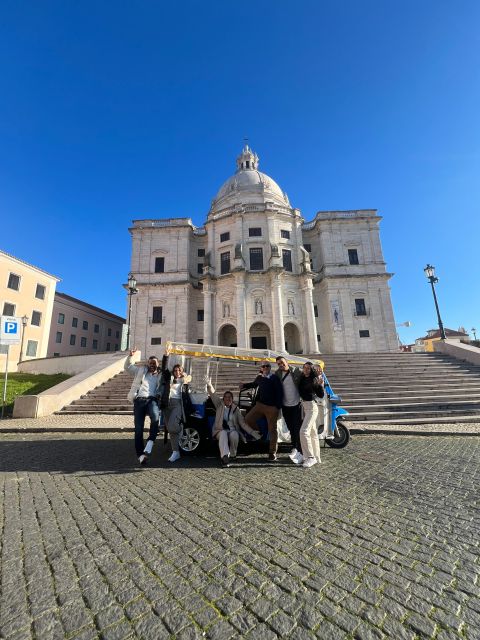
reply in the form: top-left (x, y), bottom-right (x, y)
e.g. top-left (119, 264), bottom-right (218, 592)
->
top-left (5, 322), bottom-right (17, 334)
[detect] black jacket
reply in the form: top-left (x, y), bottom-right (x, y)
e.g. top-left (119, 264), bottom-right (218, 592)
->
top-left (243, 374), bottom-right (283, 409)
top-left (298, 373), bottom-right (324, 402)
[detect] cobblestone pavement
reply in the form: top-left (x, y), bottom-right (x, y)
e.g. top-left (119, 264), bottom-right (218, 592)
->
top-left (1, 433), bottom-right (479, 640)
top-left (2, 414), bottom-right (480, 435)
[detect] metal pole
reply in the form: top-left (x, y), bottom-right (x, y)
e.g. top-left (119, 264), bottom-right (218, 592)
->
top-left (429, 279), bottom-right (446, 340)
top-left (127, 292), bottom-right (132, 350)
top-left (19, 328), bottom-right (25, 363)
top-left (1, 345), bottom-right (9, 419)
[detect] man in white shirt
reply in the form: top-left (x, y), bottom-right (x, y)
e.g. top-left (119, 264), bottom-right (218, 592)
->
top-left (125, 349), bottom-right (163, 465)
top-left (275, 356), bottom-right (304, 464)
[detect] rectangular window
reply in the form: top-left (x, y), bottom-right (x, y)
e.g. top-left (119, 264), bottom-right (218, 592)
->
top-left (220, 251), bottom-right (230, 275)
top-left (83, 320), bottom-right (88, 330)
top-left (281, 229), bottom-right (290, 239)
top-left (355, 298), bottom-right (367, 316)
top-left (359, 330), bottom-right (370, 338)
top-left (220, 232), bottom-right (230, 242)
top-left (72, 317), bottom-right (78, 327)
top-left (151, 337), bottom-right (162, 345)
top-left (7, 273), bottom-right (20, 290)
top-left (58, 313), bottom-right (65, 324)
top-left (314, 305), bottom-right (318, 318)
top-left (31, 311), bottom-right (41, 326)
top-left (198, 248), bottom-right (205, 257)
top-left (70, 335), bottom-right (76, 345)
top-left (155, 257), bottom-right (165, 273)
top-left (348, 249), bottom-right (359, 265)
top-left (304, 244), bottom-right (312, 253)
top-left (116, 330), bottom-right (119, 338)
top-left (317, 334), bottom-right (321, 342)
top-left (197, 309), bottom-right (204, 322)
top-left (94, 324), bottom-right (99, 333)
top-left (80, 337), bottom-right (87, 347)
top-left (35, 284), bottom-right (46, 299)
top-left (107, 327), bottom-right (112, 336)
top-left (26, 340), bottom-right (37, 357)
top-left (2, 302), bottom-right (15, 316)
top-left (197, 263), bottom-right (203, 274)
top-left (197, 338), bottom-right (204, 344)
top-left (93, 339), bottom-right (98, 349)
top-left (249, 227), bottom-right (262, 237)
top-left (152, 307), bottom-right (163, 323)
top-left (106, 343), bottom-right (111, 351)
top-left (282, 249), bottom-right (293, 272)
top-left (114, 344), bottom-right (119, 351)
top-left (249, 247), bottom-right (264, 271)
top-left (53, 353), bottom-right (60, 357)
top-left (56, 332), bottom-right (62, 343)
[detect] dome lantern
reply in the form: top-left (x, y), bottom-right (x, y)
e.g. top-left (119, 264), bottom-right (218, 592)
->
top-left (236, 144), bottom-right (259, 172)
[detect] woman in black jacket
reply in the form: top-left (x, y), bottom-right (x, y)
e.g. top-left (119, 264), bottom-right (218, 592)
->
top-left (298, 361), bottom-right (324, 468)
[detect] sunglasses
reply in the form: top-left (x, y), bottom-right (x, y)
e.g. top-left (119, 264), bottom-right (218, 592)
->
top-left (261, 364), bottom-right (271, 369)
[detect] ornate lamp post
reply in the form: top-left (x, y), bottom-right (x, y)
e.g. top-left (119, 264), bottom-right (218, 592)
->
top-left (424, 264), bottom-right (446, 340)
top-left (19, 315), bottom-right (29, 362)
top-left (472, 328), bottom-right (477, 341)
top-left (126, 273), bottom-right (138, 350)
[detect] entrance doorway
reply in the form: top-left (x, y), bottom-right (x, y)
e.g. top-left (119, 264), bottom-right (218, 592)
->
top-left (249, 322), bottom-right (271, 350)
top-left (218, 324), bottom-right (237, 347)
top-left (251, 336), bottom-right (267, 349)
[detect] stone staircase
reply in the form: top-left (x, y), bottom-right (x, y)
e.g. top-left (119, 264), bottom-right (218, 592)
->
top-left (57, 352), bottom-right (480, 424)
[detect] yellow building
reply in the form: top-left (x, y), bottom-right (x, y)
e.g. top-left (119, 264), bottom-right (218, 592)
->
top-left (413, 328), bottom-right (469, 353)
top-left (0, 250), bottom-right (60, 372)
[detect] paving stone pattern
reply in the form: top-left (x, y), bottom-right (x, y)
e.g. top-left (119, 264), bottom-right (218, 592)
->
top-left (1, 434), bottom-right (479, 639)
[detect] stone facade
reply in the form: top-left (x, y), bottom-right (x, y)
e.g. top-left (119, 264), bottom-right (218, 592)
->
top-left (128, 146), bottom-right (398, 355)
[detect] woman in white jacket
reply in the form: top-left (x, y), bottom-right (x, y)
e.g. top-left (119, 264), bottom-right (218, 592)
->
top-left (206, 381), bottom-right (261, 467)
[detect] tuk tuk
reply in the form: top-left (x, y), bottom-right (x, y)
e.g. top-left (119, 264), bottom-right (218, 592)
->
top-left (163, 341), bottom-right (350, 455)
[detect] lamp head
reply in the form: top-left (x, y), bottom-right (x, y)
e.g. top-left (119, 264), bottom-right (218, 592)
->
top-left (127, 273), bottom-right (137, 291)
top-left (424, 264), bottom-right (435, 279)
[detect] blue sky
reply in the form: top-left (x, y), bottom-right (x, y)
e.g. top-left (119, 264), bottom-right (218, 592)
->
top-left (1, 1), bottom-right (479, 345)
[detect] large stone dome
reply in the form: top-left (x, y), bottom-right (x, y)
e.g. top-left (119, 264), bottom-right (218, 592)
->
top-left (209, 145), bottom-right (290, 214)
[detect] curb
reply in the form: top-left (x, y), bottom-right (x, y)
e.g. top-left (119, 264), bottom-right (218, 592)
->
top-left (349, 428), bottom-right (480, 437)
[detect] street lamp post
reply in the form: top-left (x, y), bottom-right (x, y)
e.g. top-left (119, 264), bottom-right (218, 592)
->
top-left (424, 264), bottom-right (446, 340)
top-left (126, 273), bottom-right (138, 350)
top-left (19, 315), bottom-right (29, 362)
top-left (472, 328), bottom-right (477, 341)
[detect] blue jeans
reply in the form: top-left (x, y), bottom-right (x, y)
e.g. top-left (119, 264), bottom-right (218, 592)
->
top-left (133, 397), bottom-right (161, 456)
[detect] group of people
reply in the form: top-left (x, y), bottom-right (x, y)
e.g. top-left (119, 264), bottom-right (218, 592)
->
top-left (124, 350), bottom-right (326, 469)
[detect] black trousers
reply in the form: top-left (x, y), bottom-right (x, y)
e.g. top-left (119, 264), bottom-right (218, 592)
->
top-left (282, 403), bottom-right (302, 453)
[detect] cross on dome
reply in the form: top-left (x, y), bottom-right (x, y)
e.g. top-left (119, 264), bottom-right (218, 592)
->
top-left (236, 144), bottom-right (259, 172)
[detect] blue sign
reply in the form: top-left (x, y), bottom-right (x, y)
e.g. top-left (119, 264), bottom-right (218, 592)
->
top-left (4, 321), bottom-right (18, 334)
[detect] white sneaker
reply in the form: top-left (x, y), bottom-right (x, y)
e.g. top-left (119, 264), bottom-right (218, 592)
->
top-left (144, 440), bottom-right (154, 455)
top-left (138, 454), bottom-right (147, 465)
top-left (292, 452), bottom-right (304, 465)
top-left (288, 448), bottom-right (298, 460)
top-left (168, 451), bottom-right (181, 462)
top-left (318, 431), bottom-right (327, 440)
top-left (302, 457), bottom-right (318, 469)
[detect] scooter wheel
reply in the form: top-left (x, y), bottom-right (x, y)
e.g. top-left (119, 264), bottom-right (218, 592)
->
top-left (326, 419), bottom-right (350, 449)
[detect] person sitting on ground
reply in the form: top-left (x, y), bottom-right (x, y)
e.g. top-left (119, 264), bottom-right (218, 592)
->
top-left (125, 349), bottom-right (163, 465)
top-left (206, 379), bottom-right (261, 467)
top-left (240, 362), bottom-right (283, 462)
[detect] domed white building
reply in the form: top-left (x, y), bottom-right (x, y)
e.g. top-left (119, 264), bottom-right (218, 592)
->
top-left (128, 146), bottom-right (398, 354)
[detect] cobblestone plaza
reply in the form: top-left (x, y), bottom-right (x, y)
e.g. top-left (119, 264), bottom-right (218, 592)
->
top-left (1, 433), bottom-right (479, 639)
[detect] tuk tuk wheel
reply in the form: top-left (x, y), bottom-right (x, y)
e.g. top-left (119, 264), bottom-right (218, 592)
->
top-left (326, 419), bottom-right (350, 449)
top-left (179, 425), bottom-right (205, 455)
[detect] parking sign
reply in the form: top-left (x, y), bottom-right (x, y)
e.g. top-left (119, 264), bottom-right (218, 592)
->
top-left (0, 316), bottom-right (22, 345)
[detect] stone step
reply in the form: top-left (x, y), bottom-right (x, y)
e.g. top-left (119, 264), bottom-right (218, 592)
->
top-left (345, 408), bottom-right (480, 421)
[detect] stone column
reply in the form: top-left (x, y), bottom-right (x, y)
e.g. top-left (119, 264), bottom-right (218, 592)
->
top-left (301, 275), bottom-right (319, 353)
top-left (235, 274), bottom-right (248, 348)
top-left (203, 279), bottom-right (214, 345)
top-left (271, 271), bottom-right (285, 352)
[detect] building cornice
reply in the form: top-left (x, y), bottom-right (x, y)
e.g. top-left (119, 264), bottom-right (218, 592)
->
top-left (0, 249), bottom-right (61, 281)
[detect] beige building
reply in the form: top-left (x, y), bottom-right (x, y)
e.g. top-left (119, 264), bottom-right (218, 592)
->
top-left (128, 146), bottom-right (398, 355)
top-left (47, 292), bottom-right (125, 357)
top-left (0, 250), bottom-right (59, 371)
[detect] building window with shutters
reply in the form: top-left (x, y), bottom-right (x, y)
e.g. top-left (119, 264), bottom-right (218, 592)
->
top-left (31, 311), bottom-right (42, 326)
top-left (220, 232), bottom-right (230, 242)
top-left (249, 247), bottom-right (263, 271)
top-left (81, 337), bottom-right (87, 347)
top-left (94, 324), bottom-right (99, 333)
top-left (2, 302), bottom-right (15, 316)
top-left (83, 321), bottom-right (89, 330)
top-left (70, 335), bottom-right (76, 345)
top-left (282, 249), bottom-right (292, 272)
top-left (152, 306), bottom-right (163, 323)
top-left (155, 257), bottom-right (165, 273)
top-left (198, 248), bottom-right (205, 257)
top-left (355, 298), bottom-right (367, 316)
top-left (72, 317), bottom-right (78, 327)
top-left (348, 249), bottom-right (359, 265)
top-left (7, 273), bottom-right (20, 290)
top-left (221, 251), bottom-right (230, 275)
top-left (35, 284), bottom-right (46, 299)
top-left (58, 313), bottom-right (65, 324)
